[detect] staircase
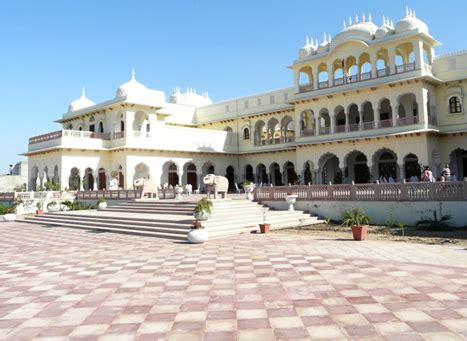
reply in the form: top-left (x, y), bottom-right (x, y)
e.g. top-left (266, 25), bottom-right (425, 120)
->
top-left (23, 199), bottom-right (321, 241)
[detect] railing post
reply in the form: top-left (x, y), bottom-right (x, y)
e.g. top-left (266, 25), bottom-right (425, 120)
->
top-left (400, 180), bottom-right (408, 200)
top-left (374, 181), bottom-right (381, 200)
top-left (429, 182), bottom-right (436, 201)
top-left (327, 182), bottom-right (333, 201)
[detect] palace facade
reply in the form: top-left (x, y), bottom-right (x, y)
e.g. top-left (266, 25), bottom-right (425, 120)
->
top-left (25, 8), bottom-right (467, 191)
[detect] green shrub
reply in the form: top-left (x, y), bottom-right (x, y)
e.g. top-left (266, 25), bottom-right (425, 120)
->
top-left (194, 198), bottom-right (213, 215)
top-left (342, 208), bottom-right (370, 226)
top-left (14, 184), bottom-right (27, 192)
top-left (417, 211), bottom-right (452, 231)
top-left (44, 181), bottom-right (60, 191)
top-left (61, 200), bottom-right (73, 209)
top-left (71, 201), bottom-right (92, 211)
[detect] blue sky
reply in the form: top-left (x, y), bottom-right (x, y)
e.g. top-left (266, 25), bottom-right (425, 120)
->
top-left (1, 0), bottom-right (466, 173)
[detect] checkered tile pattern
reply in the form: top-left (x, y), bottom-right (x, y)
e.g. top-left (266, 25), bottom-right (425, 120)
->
top-left (0, 222), bottom-right (466, 340)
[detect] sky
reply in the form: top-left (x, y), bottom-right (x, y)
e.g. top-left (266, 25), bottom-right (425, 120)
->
top-left (1, 0), bottom-right (466, 173)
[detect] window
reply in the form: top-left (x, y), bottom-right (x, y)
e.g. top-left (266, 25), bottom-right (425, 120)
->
top-left (98, 121), bottom-right (104, 133)
top-left (243, 127), bottom-right (250, 140)
top-left (269, 95), bottom-right (275, 104)
top-left (257, 98), bottom-right (261, 106)
top-left (449, 96), bottom-right (462, 114)
top-left (244, 100), bottom-right (249, 109)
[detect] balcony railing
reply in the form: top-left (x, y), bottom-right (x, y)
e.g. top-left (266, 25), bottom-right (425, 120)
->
top-left (254, 136), bottom-right (295, 146)
top-left (28, 130), bottom-right (123, 145)
top-left (380, 119), bottom-right (393, 128)
top-left (398, 116), bottom-right (419, 126)
top-left (254, 182), bottom-right (467, 202)
top-left (300, 129), bottom-right (315, 137)
top-left (299, 62), bottom-right (423, 94)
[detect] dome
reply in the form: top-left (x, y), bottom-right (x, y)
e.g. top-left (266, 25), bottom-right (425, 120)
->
top-left (395, 9), bottom-right (428, 34)
top-left (115, 69), bottom-right (149, 98)
top-left (170, 88), bottom-right (212, 107)
top-left (330, 20), bottom-right (377, 51)
top-left (68, 88), bottom-right (95, 112)
top-left (375, 18), bottom-right (394, 39)
top-left (298, 37), bottom-right (316, 59)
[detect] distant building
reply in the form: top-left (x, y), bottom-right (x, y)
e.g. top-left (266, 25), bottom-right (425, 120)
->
top-left (24, 7), bottom-right (467, 191)
top-left (0, 161), bottom-right (27, 192)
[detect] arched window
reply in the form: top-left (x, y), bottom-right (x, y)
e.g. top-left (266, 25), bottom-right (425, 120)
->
top-left (120, 120), bottom-right (125, 132)
top-left (449, 96), bottom-right (462, 114)
top-left (98, 121), bottom-right (104, 133)
top-left (243, 127), bottom-right (250, 140)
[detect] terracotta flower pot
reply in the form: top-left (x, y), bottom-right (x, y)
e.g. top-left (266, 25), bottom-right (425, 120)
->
top-left (36, 209), bottom-right (44, 215)
top-left (351, 225), bottom-right (369, 241)
top-left (259, 223), bottom-right (270, 234)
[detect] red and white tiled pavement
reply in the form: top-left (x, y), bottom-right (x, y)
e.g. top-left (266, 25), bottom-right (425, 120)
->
top-left (0, 222), bottom-right (466, 340)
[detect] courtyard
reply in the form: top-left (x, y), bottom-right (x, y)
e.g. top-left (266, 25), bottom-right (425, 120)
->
top-left (0, 222), bottom-right (466, 340)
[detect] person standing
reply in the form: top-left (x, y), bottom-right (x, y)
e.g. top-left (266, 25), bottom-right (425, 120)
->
top-left (422, 166), bottom-right (434, 182)
top-left (442, 163), bottom-right (451, 181)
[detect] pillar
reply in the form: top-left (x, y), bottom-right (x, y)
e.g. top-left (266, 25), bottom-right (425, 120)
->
top-left (358, 106), bottom-right (363, 130)
top-left (330, 114), bottom-right (336, 134)
top-left (393, 105), bottom-right (399, 127)
top-left (370, 50), bottom-right (377, 77)
top-left (399, 163), bottom-right (406, 182)
top-left (345, 112), bottom-right (349, 132)
top-left (313, 69), bottom-right (319, 91)
top-left (414, 40), bottom-right (424, 70)
top-left (416, 88), bottom-right (429, 127)
top-left (314, 117), bottom-right (320, 136)
top-left (388, 48), bottom-right (396, 74)
top-left (294, 71), bottom-right (300, 93)
top-left (375, 107), bottom-right (380, 129)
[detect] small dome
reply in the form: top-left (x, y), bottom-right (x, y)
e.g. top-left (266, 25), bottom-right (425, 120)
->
top-left (395, 10), bottom-right (428, 34)
top-left (375, 19), bottom-right (394, 39)
top-left (330, 21), bottom-right (377, 50)
top-left (298, 37), bottom-right (316, 59)
top-left (68, 88), bottom-right (95, 112)
top-left (116, 69), bottom-right (149, 98)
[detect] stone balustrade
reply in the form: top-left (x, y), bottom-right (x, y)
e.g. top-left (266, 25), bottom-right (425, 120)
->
top-left (254, 182), bottom-right (467, 202)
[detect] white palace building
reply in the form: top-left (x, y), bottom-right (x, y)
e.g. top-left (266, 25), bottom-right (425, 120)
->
top-left (25, 8), bottom-right (467, 192)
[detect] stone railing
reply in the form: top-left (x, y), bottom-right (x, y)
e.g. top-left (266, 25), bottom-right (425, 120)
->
top-left (254, 182), bottom-right (467, 202)
top-left (76, 190), bottom-right (142, 200)
top-left (299, 62), bottom-right (424, 94)
top-left (254, 136), bottom-right (295, 146)
top-left (0, 191), bottom-right (69, 202)
top-left (29, 130), bottom-right (63, 145)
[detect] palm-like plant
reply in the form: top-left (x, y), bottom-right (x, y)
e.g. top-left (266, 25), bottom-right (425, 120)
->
top-left (417, 211), bottom-right (451, 231)
top-left (342, 208), bottom-right (370, 227)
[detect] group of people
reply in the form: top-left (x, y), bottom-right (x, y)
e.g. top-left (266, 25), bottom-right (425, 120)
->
top-left (420, 164), bottom-right (458, 182)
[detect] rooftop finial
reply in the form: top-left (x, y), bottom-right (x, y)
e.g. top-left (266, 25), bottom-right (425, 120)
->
top-left (131, 68), bottom-right (135, 80)
top-left (382, 15), bottom-right (386, 25)
top-left (343, 19), bottom-right (346, 29)
top-left (306, 35), bottom-right (309, 45)
top-left (349, 16), bottom-right (352, 25)
top-left (406, 5), bottom-right (410, 17)
top-left (81, 87), bottom-right (86, 98)
top-left (355, 14), bottom-right (359, 23)
top-left (362, 12), bottom-right (366, 22)
top-left (323, 32), bottom-right (327, 43)
top-left (390, 19), bottom-right (394, 27)
top-left (412, 10), bottom-right (416, 18)
top-left (368, 12), bottom-right (372, 23)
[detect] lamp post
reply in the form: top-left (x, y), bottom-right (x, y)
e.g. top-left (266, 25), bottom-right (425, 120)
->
top-left (9, 164), bottom-right (13, 175)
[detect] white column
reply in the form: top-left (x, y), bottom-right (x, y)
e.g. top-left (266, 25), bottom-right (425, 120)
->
top-left (345, 112), bottom-right (349, 132)
top-left (370, 50), bottom-right (377, 77)
top-left (313, 69), bottom-right (319, 90)
top-left (393, 105), bottom-right (399, 127)
top-left (388, 48), bottom-right (396, 74)
top-left (330, 113), bottom-right (335, 134)
top-left (414, 40), bottom-right (424, 70)
top-left (294, 71), bottom-right (300, 93)
top-left (375, 107), bottom-right (380, 129)
top-left (416, 88), bottom-right (429, 127)
top-left (358, 105), bottom-right (363, 130)
top-left (314, 117), bottom-right (320, 136)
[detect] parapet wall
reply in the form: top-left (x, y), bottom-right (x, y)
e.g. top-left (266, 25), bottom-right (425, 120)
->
top-left (262, 200), bottom-right (467, 228)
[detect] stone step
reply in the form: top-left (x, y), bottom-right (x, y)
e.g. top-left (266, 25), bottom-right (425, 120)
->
top-left (39, 213), bottom-right (192, 229)
top-left (104, 207), bottom-right (193, 215)
top-left (45, 212), bottom-right (192, 224)
top-left (25, 216), bottom-right (190, 235)
top-left (23, 218), bottom-right (187, 240)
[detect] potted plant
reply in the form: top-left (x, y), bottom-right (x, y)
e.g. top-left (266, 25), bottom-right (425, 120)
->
top-left (285, 191), bottom-right (298, 211)
top-left (342, 208), bottom-right (370, 241)
top-left (187, 220), bottom-right (209, 243)
top-left (193, 198), bottom-right (213, 221)
top-left (46, 201), bottom-right (60, 212)
top-left (259, 207), bottom-right (270, 233)
top-left (36, 201), bottom-right (44, 215)
top-left (174, 185), bottom-right (184, 200)
top-left (97, 198), bottom-right (107, 210)
top-left (242, 180), bottom-right (255, 200)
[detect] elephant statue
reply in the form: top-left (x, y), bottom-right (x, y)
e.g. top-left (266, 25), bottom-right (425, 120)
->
top-left (203, 174), bottom-right (229, 199)
top-left (134, 178), bottom-right (159, 199)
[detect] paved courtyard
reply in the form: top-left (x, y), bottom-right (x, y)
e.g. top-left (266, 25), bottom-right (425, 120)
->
top-left (0, 222), bottom-right (466, 340)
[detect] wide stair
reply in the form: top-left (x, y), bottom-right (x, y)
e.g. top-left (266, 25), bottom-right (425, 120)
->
top-left (23, 199), bottom-right (321, 241)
